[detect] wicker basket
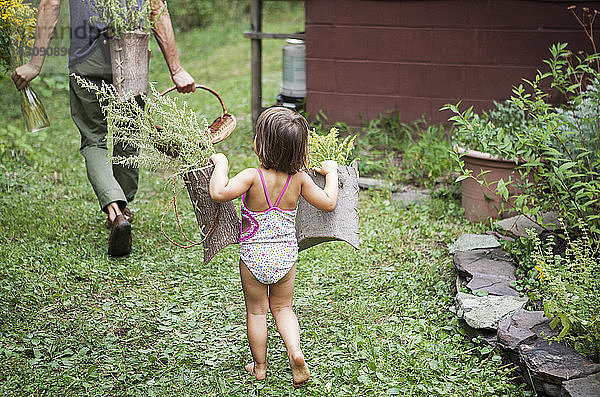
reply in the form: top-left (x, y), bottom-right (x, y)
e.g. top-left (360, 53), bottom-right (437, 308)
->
top-left (295, 162), bottom-right (360, 251)
top-left (153, 84), bottom-right (236, 158)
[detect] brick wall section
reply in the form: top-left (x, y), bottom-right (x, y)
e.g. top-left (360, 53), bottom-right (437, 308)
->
top-left (304, 0), bottom-right (595, 126)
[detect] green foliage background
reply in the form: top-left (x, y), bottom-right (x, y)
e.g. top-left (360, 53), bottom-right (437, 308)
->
top-left (166, 0), bottom-right (301, 32)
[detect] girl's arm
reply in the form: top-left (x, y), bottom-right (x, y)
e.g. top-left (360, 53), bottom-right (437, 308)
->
top-left (300, 160), bottom-right (339, 212)
top-left (209, 153), bottom-right (254, 202)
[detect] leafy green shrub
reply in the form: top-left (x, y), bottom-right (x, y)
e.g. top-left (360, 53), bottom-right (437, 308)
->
top-left (353, 113), bottom-right (454, 186)
top-left (442, 100), bottom-right (533, 160)
top-left (165, 0), bottom-right (222, 31)
top-left (531, 227), bottom-right (600, 361)
top-left (358, 112), bottom-right (406, 152)
top-left (554, 78), bottom-right (600, 165)
top-left (400, 119), bottom-right (454, 184)
top-left (446, 43), bottom-right (600, 241)
top-left (310, 111), bottom-right (454, 186)
top-left (165, 0), bottom-right (300, 31)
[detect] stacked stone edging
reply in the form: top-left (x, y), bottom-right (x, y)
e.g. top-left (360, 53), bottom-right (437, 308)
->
top-left (450, 233), bottom-right (600, 397)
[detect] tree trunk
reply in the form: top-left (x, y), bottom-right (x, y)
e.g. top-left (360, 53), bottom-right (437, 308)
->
top-left (295, 162), bottom-right (360, 251)
top-left (184, 165), bottom-right (240, 265)
top-left (108, 30), bottom-right (150, 99)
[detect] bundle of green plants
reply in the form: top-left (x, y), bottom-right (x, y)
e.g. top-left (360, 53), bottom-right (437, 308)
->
top-left (85, 0), bottom-right (164, 36)
top-left (530, 226), bottom-right (600, 362)
top-left (308, 127), bottom-right (356, 168)
top-left (445, 43), bottom-right (600, 241)
top-left (73, 75), bottom-right (215, 174)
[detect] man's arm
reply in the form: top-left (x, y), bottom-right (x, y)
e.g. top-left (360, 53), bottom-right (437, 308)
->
top-left (11, 0), bottom-right (62, 90)
top-left (150, 0), bottom-right (195, 93)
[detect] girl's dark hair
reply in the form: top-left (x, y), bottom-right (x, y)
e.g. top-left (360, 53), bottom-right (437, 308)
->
top-left (254, 107), bottom-right (309, 174)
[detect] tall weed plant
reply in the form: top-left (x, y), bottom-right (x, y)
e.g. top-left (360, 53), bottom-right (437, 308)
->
top-left (531, 227), bottom-right (600, 361)
top-left (400, 118), bottom-right (454, 183)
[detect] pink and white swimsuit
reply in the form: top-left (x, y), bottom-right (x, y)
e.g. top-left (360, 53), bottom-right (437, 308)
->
top-left (239, 169), bottom-right (298, 284)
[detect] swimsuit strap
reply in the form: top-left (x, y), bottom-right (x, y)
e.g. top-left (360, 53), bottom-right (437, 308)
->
top-left (274, 174), bottom-right (292, 207)
top-left (256, 168), bottom-right (273, 208)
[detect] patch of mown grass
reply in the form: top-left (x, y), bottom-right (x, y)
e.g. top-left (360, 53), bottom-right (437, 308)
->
top-left (0, 9), bottom-right (529, 397)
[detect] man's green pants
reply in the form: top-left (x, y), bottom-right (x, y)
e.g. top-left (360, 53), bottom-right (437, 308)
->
top-left (69, 41), bottom-right (139, 212)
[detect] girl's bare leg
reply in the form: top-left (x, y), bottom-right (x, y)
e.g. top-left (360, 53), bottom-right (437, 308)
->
top-left (239, 259), bottom-right (269, 380)
top-left (269, 264), bottom-right (310, 387)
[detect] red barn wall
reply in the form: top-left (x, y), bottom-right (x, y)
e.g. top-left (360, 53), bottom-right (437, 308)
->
top-left (304, 0), bottom-right (595, 127)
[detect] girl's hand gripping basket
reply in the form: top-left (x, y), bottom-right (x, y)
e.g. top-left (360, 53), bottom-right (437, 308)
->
top-left (295, 162), bottom-right (360, 251)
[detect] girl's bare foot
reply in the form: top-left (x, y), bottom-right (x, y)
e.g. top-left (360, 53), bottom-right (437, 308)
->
top-left (289, 350), bottom-right (310, 387)
top-left (245, 362), bottom-right (267, 380)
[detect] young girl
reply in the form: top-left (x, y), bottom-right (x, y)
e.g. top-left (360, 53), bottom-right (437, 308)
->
top-left (209, 107), bottom-right (339, 387)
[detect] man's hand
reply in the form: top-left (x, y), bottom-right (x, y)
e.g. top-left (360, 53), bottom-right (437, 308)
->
top-left (172, 68), bottom-right (195, 93)
top-left (12, 62), bottom-right (41, 91)
top-left (11, 0), bottom-right (63, 90)
top-left (314, 160), bottom-right (338, 175)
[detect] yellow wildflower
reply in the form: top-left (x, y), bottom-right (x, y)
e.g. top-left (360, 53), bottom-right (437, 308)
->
top-left (534, 265), bottom-right (544, 280)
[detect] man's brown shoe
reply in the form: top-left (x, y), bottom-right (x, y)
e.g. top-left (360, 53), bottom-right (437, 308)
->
top-left (105, 208), bottom-right (134, 229)
top-left (108, 214), bottom-right (132, 257)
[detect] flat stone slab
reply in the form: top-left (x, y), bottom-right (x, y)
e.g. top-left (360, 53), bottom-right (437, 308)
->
top-left (453, 248), bottom-right (518, 296)
top-left (456, 292), bottom-right (528, 330)
top-left (454, 251), bottom-right (516, 280)
top-left (358, 177), bottom-right (395, 191)
top-left (466, 276), bottom-right (519, 296)
top-left (453, 248), bottom-right (512, 263)
top-left (495, 212), bottom-right (559, 238)
top-left (449, 234), bottom-right (500, 254)
top-left (391, 189), bottom-right (430, 206)
top-left (519, 340), bottom-right (600, 396)
top-left (498, 309), bottom-right (556, 351)
top-left (562, 372), bottom-right (600, 397)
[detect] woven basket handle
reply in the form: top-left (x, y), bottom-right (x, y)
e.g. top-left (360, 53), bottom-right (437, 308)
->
top-left (159, 84), bottom-right (228, 114)
top-left (149, 83), bottom-right (236, 156)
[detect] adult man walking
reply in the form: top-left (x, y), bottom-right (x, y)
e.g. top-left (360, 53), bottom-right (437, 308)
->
top-left (12, 0), bottom-right (195, 256)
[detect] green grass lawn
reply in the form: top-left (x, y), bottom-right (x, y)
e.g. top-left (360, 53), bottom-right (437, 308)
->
top-left (0, 7), bottom-right (529, 396)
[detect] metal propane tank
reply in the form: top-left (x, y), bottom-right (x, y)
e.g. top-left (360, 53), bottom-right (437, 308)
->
top-left (281, 38), bottom-right (306, 99)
